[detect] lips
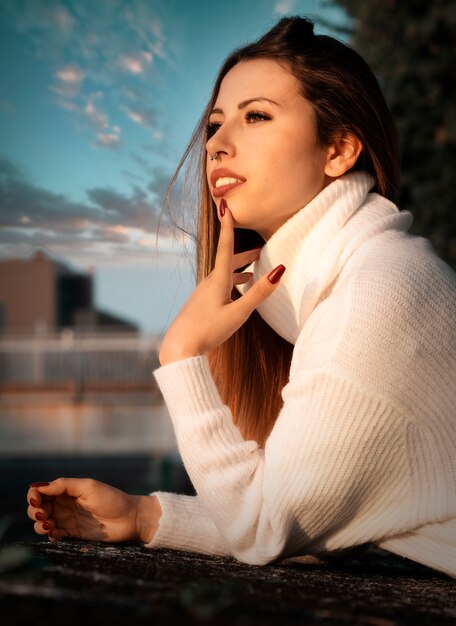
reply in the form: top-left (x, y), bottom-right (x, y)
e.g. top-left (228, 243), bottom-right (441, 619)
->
top-left (210, 168), bottom-right (246, 197)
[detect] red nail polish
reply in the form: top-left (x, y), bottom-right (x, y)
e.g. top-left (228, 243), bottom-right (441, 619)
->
top-left (267, 264), bottom-right (286, 284)
top-left (35, 512), bottom-right (45, 521)
top-left (30, 498), bottom-right (38, 507)
top-left (43, 521), bottom-right (51, 530)
top-left (219, 199), bottom-right (226, 217)
top-left (29, 482), bottom-right (50, 488)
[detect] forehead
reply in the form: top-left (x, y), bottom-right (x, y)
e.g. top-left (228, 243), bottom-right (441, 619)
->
top-left (215, 58), bottom-right (300, 105)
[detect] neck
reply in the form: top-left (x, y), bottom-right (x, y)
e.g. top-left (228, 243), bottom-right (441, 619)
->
top-left (235, 171), bottom-right (413, 343)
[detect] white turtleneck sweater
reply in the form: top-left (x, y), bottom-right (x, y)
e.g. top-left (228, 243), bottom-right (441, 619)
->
top-left (146, 171), bottom-right (456, 579)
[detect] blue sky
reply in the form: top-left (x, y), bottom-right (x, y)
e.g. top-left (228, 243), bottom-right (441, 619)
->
top-left (0, 0), bottom-right (350, 335)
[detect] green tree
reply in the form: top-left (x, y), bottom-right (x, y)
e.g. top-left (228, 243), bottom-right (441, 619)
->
top-left (333, 0), bottom-right (456, 268)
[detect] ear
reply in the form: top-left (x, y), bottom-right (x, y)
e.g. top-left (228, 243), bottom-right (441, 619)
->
top-left (324, 133), bottom-right (363, 177)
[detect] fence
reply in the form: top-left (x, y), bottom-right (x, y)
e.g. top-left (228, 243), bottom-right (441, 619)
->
top-left (0, 329), bottom-right (179, 453)
top-left (0, 329), bottom-right (161, 394)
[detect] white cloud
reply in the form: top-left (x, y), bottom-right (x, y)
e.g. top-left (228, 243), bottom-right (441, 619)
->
top-left (118, 51), bottom-right (153, 75)
top-left (53, 64), bottom-right (85, 97)
top-left (4, 0), bottom-right (172, 156)
top-left (84, 95), bottom-right (109, 130)
top-left (124, 105), bottom-right (156, 128)
top-left (123, 6), bottom-right (168, 60)
top-left (126, 110), bottom-right (145, 125)
top-left (274, 0), bottom-right (297, 14)
top-left (96, 133), bottom-right (121, 149)
top-left (56, 65), bottom-right (85, 84)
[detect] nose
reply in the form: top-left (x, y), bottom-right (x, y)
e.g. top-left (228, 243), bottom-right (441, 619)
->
top-left (206, 121), bottom-right (236, 161)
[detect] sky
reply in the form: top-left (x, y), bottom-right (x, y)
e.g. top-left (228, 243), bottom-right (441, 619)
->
top-left (0, 0), bottom-right (350, 336)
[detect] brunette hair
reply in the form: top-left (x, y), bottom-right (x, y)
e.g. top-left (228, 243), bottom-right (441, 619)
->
top-left (161, 16), bottom-right (401, 447)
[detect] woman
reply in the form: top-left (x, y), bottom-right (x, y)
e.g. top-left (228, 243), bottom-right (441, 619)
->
top-left (26, 16), bottom-right (456, 578)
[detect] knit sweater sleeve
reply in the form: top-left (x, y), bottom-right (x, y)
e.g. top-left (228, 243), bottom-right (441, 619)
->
top-left (145, 491), bottom-right (231, 557)
top-left (144, 354), bottom-right (413, 565)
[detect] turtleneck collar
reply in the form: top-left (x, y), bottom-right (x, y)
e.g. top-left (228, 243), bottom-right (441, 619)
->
top-left (235, 171), bottom-right (413, 344)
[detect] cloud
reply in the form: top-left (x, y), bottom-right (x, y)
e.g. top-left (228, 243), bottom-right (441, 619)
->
top-left (119, 52), bottom-right (153, 75)
top-left (9, 0), bottom-right (75, 34)
top-left (53, 64), bottom-right (85, 98)
top-left (153, 129), bottom-right (165, 140)
top-left (2, 0), bottom-right (171, 147)
top-left (86, 184), bottom-right (162, 231)
top-left (57, 92), bottom-right (121, 149)
top-left (124, 104), bottom-right (156, 128)
top-left (0, 155), bottom-right (177, 262)
top-left (84, 94), bottom-right (109, 130)
top-left (274, 0), bottom-right (297, 15)
top-left (96, 132), bottom-right (121, 149)
top-left (121, 169), bottom-right (146, 184)
top-left (122, 4), bottom-right (167, 59)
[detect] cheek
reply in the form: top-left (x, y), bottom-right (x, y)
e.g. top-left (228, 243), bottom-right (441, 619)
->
top-left (254, 130), bottom-right (322, 178)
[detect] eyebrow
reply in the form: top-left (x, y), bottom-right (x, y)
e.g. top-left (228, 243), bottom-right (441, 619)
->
top-left (210, 97), bottom-right (280, 116)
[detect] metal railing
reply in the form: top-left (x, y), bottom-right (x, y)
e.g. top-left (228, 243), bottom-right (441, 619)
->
top-left (0, 329), bottom-right (162, 392)
top-left (0, 330), bottom-right (179, 455)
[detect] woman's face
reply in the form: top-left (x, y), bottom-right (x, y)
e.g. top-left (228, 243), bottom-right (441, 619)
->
top-left (206, 58), bottom-right (332, 240)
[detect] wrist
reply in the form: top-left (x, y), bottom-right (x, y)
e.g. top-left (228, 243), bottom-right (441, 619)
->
top-left (134, 495), bottom-right (162, 544)
top-left (159, 345), bottom-right (201, 366)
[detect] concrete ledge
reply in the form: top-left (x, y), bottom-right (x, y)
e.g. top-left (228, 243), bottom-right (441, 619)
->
top-left (1, 540), bottom-right (455, 625)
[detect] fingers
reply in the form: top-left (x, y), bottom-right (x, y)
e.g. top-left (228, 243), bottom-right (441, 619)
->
top-left (33, 518), bottom-right (54, 536)
top-left (47, 528), bottom-right (69, 542)
top-left (31, 512), bottom-right (69, 542)
top-left (28, 500), bottom-right (68, 542)
top-left (27, 484), bottom-right (52, 508)
top-left (27, 502), bottom-right (52, 522)
top-left (232, 272), bottom-right (253, 286)
top-left (215, 202), bottom-right (262, 274)
top-left (27, 477), bottom-right (88, 542)
top-left (28, 500), bottom-right (56, 540)
top-left (30, 477), bottom-right (86, 500)
top-left (33, 517), bottom-right (68, 542)
top-left (234, 264), bottom-right (286, 316)
top-left (214, 201), bottom-right (234, 274)
top-left (232, 247), bottom-right (261, 272)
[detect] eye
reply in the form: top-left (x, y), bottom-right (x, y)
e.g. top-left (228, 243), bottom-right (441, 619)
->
top-left (206, 110), bottom-right (271, 139)
top-left (206, 121), bottom-right (221, 138)
top-left (245, 110), bottom-right (271, 123)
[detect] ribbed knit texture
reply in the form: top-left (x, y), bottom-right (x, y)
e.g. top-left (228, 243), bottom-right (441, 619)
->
top-left (146, 171), bottom-right (456, 577)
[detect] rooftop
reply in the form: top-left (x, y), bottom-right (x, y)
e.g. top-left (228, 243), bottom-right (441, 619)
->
top-left (1, 538), bottom-right (454, 625)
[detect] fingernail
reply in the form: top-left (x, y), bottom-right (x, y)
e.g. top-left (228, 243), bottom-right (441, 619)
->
top-left (29, 482), bottom-right (50, 488)
top-left (267, 264), bottom-right (286, 284)
top-left (30, 498), bottom-right (38, 507)
top-left (219, 198), bottom-right (226, 217)
top-left (35, 512), bottom-right (45, 521)
top-left (43, 521), bottom-right (51, 530)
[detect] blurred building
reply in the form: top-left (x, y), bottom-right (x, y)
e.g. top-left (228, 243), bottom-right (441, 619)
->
top-left (0, 249), bottom-right (138, 335)
top-left (0, 250), bottom-right (188, 501)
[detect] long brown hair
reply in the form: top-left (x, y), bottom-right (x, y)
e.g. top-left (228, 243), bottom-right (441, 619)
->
top-left (161, 16), bottom-right (401, 447)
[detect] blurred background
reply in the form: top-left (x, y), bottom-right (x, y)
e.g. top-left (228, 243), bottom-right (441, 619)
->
top-left (0, 0), bottom-right (454, 541)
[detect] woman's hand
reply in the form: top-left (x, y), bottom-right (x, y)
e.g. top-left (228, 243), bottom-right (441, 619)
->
top-left (159, 199), bottom-right (285, 365)
top-left (26, 478), bottom-right (161, 544)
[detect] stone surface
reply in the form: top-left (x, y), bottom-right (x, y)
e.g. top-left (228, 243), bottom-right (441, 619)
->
top-left (0, 539), bottom-right (455, 625)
